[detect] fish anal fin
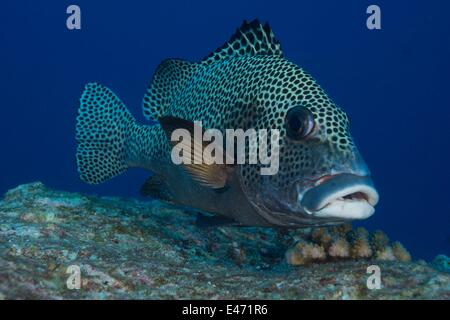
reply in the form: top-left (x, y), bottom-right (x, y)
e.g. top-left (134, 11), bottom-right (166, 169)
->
top-left (140, 175), bottom-right (174, 203)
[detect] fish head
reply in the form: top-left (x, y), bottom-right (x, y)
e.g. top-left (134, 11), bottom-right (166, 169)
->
top-left (239, 59), bottom-right (379, 227)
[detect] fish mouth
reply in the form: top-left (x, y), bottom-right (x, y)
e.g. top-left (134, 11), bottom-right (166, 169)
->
top-left (299, 173), bottom-right (379, 220)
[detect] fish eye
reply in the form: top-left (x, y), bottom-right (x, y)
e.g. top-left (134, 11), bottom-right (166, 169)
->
top-left (285, 106), bottom-right (315, 140)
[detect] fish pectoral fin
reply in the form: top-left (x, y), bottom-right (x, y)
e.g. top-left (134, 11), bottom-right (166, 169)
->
top-left (159, 116), bottom-right (235, 189)
top-left (183, 162), bottom-right (233, 189)
top-left (195, 212), bottom-right (239, 229)
top-left (140, 175), bottom-right (174, 203)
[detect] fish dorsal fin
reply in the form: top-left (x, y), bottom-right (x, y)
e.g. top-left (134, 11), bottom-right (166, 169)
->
top-left (159, 116), bottom-right (234, 189)
top-left (143, 59), bottom-right (199, 121)
top-left (202, 19), bottom-right (283, 65)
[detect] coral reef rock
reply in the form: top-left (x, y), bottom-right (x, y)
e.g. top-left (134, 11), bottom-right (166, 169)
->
top-left (432, 255), bottom-right (450, 274)
top-left (0, 182), bottom-right (449, 300)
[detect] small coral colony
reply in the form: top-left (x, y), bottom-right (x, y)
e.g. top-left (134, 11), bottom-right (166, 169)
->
top-left (286, 224), bottom-right (411, 266)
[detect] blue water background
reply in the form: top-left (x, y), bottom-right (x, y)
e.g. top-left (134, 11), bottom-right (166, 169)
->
top-left (1, 0), bottom-right (449, 260)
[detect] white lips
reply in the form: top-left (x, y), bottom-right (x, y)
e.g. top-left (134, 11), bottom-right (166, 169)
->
top-left (302, 184), bottom-right (379, 220)
top-left (312, 199), bottom-right (375, 219)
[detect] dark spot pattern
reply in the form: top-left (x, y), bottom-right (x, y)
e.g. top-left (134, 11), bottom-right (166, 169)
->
top-left (78, 20), bottom-right (357, 199)
top-left (143, 59), bottom-right (199, 120)
top-left (76, 83), bottom-right (162, 184)
top-left (141, 20), bottom-right (355, 193)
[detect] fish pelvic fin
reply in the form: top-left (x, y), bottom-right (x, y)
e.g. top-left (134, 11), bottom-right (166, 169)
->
top-left (76, 83), bottom-right (139, 184)
top-left (143, 59), bottom-right (199, 121)
top-left (195, 212), bottom-right (239, 229)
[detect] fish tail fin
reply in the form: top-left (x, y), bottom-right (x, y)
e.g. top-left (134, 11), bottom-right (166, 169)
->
top-left (76, 83), bottom-right (137, 184)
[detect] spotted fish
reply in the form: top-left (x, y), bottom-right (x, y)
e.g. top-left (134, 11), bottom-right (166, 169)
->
top-left (76, 20), bottom-right (379, 227)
